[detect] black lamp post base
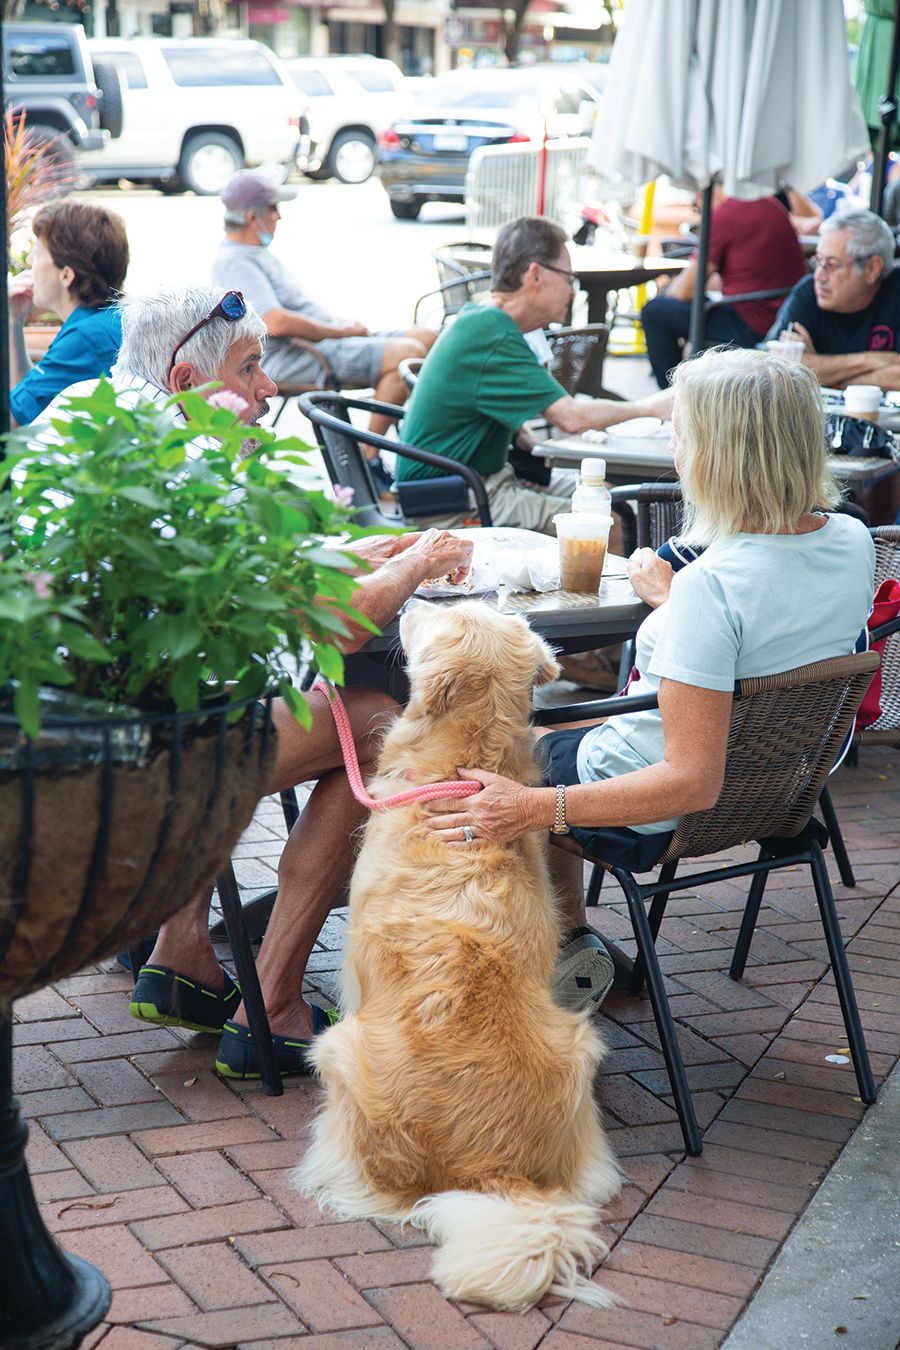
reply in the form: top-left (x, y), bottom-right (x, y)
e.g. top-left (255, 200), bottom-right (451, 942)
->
top-left (3, 1255), bottom-right (111, 1350)
top-left (0, 1016), bottom-right (111, 1349)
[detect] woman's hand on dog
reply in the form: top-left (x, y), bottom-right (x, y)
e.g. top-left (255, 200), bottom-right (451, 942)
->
top-left (426, 768), bottom-right (550, 846)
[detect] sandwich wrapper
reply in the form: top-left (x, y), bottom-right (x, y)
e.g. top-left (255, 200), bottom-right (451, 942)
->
top-left (415, 529), bottom-right (561, 598)
top-left (415, 527), bottom-right (629, 599)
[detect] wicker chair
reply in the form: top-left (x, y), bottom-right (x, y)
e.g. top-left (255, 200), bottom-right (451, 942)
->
top-left (545, 323), bottom-right (618, 399)
top-left (299, 391), bottom-right (493, 528)
top-left (819, 526), bottom-right (900, 887)
top-left (535, 650), bottom-right (880, 1154)
top-left (413, 241), bottom-right (494, 326)
top-left (609, 482), bottom-right (684, 558)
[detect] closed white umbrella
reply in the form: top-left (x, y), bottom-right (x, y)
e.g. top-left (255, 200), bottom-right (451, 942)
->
top-left (591, 0), bottom-right (870, 347)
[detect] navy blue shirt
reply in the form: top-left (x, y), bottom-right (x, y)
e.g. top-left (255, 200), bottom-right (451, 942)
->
top-left (765, 271), bottom-right (900, 355)
top-left (10, 304), bottom-right (122, 425)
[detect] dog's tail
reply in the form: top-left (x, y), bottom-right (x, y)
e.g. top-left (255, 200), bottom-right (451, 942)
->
top-left (413, 1185), bottom-right (616, 1313)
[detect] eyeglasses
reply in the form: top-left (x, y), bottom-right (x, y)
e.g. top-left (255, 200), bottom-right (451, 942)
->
top-left (168, 290), bottom-right (246, 375)
top-left (812, 254), bottom-right (868, 276)
top-left (541, 262), bottom-right (581, 292)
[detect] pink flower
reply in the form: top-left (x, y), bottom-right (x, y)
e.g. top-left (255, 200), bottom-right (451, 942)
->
top-left (207, 389), bottom-right (249, 417)
top-left (26, 572), bottom-right (53, 599)
top-left (330, 484), bottom-right (355, 508)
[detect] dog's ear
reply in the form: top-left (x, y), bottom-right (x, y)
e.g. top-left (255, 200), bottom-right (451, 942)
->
top-left (534, 635), bottom-right (561, 687)
top-left (418, 658), bottom-right (458, 715)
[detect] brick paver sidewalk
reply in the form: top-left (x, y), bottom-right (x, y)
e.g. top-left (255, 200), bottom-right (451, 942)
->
top-left (13, 745), bottom-right (899, 1350)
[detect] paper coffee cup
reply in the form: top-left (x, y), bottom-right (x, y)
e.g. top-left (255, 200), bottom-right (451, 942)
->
top-left (843, 384), bottom-right (881, 423)
top-left (766, 339), bottom-right (804, 363)
top-left (553, 513), bottom-right (612, 593)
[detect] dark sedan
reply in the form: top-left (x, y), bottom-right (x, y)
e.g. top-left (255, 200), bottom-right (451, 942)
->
top-left (376, 67), bottom-right (598, 220)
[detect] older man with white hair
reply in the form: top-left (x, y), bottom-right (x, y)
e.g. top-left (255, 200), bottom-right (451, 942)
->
top-left (38, 284), bottom-right (278, 428)
top-left (39, 284), bottom-right (480, 1080)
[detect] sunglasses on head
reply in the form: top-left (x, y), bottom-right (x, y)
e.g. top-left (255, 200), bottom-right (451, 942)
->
top-left (168, 290), bottom-right (246, 376)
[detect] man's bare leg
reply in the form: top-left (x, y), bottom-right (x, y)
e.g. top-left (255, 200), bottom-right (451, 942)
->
top-left (143, 687), bottom-right (397, 1039)
top-left (368, 336), bottom-right (429, 437)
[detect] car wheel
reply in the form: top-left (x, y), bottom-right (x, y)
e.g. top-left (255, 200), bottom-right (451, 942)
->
top-left (151, 177), bottom-right (186, 195)
top-left (92, 59), bottom-right (125, 139)
top-left (389, 199), bottom-right (422, 221)
top-left (179, 133), bottom-right (244, 196)
top-left (327, 130), bottom-right (376, 185)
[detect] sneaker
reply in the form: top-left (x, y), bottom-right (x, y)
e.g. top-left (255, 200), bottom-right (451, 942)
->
top-left (215, 1005), bottom-right (340, 1080)
top-left (129, 964), bottom-right (240, 1034)
top-left (553, 928), bottom-right (615, 1013)
top-left (367, 455), bottom-right (395, 498)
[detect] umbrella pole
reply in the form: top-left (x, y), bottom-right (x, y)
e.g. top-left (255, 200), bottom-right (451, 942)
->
top-left (688, 182), bottom-right (713, 355)
top-left (870, 0), bottom-right (900, 220)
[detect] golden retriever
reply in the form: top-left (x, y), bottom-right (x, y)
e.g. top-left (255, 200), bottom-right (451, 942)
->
top-left (296, 599), bottom-right (620, 1311)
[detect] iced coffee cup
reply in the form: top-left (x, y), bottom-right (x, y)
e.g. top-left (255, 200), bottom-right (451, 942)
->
top-left (766, 339), bottom-right (804, 363)
top-left (843, 384), bottom-right (882, 423)
top-left (553, 512), bottom-right (612, 593)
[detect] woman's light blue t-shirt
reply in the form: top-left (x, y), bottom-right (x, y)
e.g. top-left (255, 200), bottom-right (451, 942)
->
top-left (577, 513), bottom-right (876, 833)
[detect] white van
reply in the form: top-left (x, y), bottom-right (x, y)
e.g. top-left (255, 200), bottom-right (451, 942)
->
top-left (79, 37), bottom-right (303, 194)
top-left (284, 55), bottom-right (410, 184)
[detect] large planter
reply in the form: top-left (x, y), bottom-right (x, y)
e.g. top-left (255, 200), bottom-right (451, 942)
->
top-left (0, 694), bottom-right (277, 1348)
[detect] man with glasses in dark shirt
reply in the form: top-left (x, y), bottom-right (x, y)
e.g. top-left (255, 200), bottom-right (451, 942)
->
top-left (766, 209), bottom-right (900, 390)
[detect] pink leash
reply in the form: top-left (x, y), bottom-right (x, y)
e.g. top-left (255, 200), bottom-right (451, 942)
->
top-left (313, 680), bottom-right (480, 813)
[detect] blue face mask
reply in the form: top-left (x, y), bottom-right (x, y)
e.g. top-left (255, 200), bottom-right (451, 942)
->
top-left (258, 230), bottom-right (273, 248)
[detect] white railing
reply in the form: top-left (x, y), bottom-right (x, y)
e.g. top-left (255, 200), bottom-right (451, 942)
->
top-left (465, 137), bottom-right (591, 233)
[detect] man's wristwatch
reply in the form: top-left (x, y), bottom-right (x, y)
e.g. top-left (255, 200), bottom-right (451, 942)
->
top-left (550, 783), bottom-right (571, 835)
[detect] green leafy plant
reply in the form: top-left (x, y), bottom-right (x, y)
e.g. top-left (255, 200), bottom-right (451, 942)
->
top-left (0, 381), bottom-right (384, 737)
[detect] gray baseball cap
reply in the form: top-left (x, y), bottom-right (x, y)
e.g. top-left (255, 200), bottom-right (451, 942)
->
top-left (220, 171), bottom-right (297, 213)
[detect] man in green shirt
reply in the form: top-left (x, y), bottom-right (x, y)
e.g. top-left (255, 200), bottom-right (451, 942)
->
top-left (399, 215), bottom-right (669, 533)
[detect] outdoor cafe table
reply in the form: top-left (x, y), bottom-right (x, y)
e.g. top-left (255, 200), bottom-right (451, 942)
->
top-left (451, 245), bottom-right (686, 326)
top-left (534, 427), bottom-right (900, 497)
top-left (345, 533), bottom-right (649, 701)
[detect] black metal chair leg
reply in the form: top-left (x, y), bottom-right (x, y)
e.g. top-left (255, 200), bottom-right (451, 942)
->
top-left (730, 850), bottom-right (770, 979)
top-left (819, 784), bottom-right (856, 888)
top-left (280, 787), bottom-right (301, 831)
top-left (611, 866), bottom-right (701, 1154)
top-left (586, 863), bottom-right (604, 907)
top-left (629, 859), bottom-right (677, 996)
top-left (215, 865), bottom-right (283, 1096)
top-left (808, 843), bottom-right (875, 1104)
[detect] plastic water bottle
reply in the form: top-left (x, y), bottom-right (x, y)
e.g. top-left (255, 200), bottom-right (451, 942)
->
top-left (571, 458), bottom-right (611, 517)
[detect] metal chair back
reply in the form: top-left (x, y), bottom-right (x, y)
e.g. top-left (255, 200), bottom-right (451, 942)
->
top-left (662, 652), bottom-right (880, 863)
top-left (299, 392), bottom-right (399, 530)
top-left (609, 483), bottom-right (684, 558)
top-left (300, 391), bottom-right (493, 527)
top-left (545, 324), bottom-right (610, 398)
top-left (398, 356), bottom-right (424, 391)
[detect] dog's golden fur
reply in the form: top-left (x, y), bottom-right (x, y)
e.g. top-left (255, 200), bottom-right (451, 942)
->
top-left (297, 600), bottom-right (620, 1311)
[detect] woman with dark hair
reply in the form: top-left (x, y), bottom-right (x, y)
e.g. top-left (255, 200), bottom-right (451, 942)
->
top-left (7, 200), bottom-right (129, 426)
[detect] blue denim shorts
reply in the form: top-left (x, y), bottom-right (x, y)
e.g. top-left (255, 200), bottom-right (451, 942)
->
top-left (538, 726), bottom-right (674, 873)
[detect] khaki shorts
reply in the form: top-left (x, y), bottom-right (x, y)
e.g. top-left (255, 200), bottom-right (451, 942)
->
top-left (401, 461), bottom-right (577, 535)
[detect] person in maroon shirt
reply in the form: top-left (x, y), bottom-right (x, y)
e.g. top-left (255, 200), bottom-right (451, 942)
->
top-left (641, 187), bottom-right (808, 387)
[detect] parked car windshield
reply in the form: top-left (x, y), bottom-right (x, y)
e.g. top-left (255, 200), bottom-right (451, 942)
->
top-left (290, 68), bottom-right (333, 97)
top-left (346, 67), bottom-right (398, 93)
top-left (416, 74), bottom-right (539, 111)
top-left (162, 46), bottom-right (280, 87)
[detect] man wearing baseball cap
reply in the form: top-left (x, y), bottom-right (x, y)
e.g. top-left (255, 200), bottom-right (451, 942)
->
top-left (212, 170), bottom-right (437, 487)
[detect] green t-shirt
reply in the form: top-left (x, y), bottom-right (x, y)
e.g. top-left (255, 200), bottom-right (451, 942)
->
top-left (397, 303), bottom-right (565, 482)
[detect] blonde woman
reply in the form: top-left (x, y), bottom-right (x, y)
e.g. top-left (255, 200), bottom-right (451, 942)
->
top-left (426, 347), bottom-right (876, 962)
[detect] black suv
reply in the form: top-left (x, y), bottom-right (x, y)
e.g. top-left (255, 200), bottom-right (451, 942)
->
top-left (4, 22), bottom-right (123, 169)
